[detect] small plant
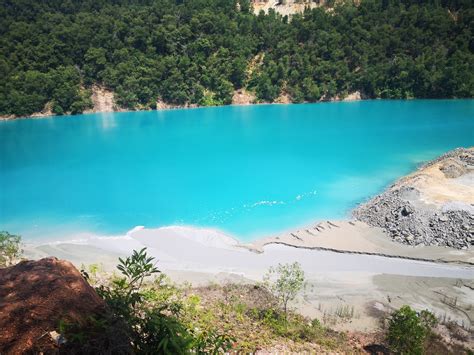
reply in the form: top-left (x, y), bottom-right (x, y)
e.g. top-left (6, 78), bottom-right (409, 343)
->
top-left (387, 305), bottom-right (437, 355)
top-left (96, 248), bottom-right (189, 353)
top-left (117, 248), bottom-right (160, 287)
top-left (80, 263), bottom-right (104, 283)
top-left (191, 329), bottom-right (235, 354)
top-left (94, 248), bottom-right (233, 354)
top-left (334, 304), bottom-right (355, 320)
top-left (0, 231), bottom-right (22, 267)
top-left (264, 262), bottom-right (306, 318)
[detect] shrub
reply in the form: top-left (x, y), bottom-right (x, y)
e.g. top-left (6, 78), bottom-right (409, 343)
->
top-left (96, 248), bottom-right (190, 353)
top-left (387, 305), bottom-right (437, 355)
top-left (264, 262), bottom-right (306, 318)
top-left (0, 231), bottom-right (22, 267)
top-left (58, 314), bottom-right (131, 354)
top-left (94, 248), bottom-right (233, 354)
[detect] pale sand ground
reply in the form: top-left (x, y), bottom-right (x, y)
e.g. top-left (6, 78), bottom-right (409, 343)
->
top-left (251, 220), bottom-right (474, 264)
top-left (23, 224), bottom-right (474, 331)
top-left (395, 148), bottom-right (474, 207)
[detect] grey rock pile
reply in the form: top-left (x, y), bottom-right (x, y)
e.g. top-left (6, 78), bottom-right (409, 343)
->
top-left (421, 147), bottom-right (474, 169)
top-left (353, 148), bottom-right (474, 250)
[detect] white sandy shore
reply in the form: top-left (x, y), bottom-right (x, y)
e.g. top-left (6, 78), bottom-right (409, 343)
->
top-left (23, 223), bottom-right (474, 331)
top-left (24, 224), bottom-right (474, 274)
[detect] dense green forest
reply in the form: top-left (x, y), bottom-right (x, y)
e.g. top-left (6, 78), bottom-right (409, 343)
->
top-left (0, 0), bottom-right (472, 116)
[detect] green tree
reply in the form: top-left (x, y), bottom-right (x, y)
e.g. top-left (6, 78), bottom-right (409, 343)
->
top-left (1, 0), bottom-right (472, 116)
top-left (302, 77), bottom-right (321, 101)
top-left (83, 47), bottom-right (108, 83)
top-left (264, 262), bottom-right (306, 318)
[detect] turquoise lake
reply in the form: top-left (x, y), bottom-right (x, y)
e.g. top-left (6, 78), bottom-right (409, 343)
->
top-left (1, 100), bottom-right (473, 241)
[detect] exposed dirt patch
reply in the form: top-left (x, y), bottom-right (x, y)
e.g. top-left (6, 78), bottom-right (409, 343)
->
top-left (343, 91), bottom-right (363, 101)
top-left (346, 331), bottom-right (388, 354)
top-left (246, 52), bottom-right (265, 80)
top-left (275, 92), bottom-right (292, 104)
top-left (156, 99), bottom-right (198, 110)
top-left (86, 84), bottom-right (116, 113)
top-left (232, 89), bottom-right (256, 105)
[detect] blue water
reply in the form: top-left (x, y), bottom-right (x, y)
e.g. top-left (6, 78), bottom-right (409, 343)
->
top-left (0, 100), bottom-right (473, 241)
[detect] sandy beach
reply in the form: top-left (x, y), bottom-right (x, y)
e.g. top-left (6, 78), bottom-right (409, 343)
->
top-left (23, 223), bottom-right (474, 332)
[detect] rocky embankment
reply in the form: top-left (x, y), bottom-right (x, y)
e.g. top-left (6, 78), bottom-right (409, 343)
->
top-left (354, 148), bottom-right (474, 249)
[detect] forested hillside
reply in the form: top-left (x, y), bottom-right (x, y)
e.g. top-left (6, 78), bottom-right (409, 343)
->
top-left (0, 0), bottom-right (472, 117)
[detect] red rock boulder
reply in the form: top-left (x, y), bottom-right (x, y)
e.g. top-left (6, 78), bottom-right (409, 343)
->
top-left (0, 257), bottom-right (108, 354)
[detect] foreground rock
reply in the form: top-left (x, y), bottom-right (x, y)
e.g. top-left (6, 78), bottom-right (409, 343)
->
top-left (354, 148), bottom-right (474, 249)
top-left (0, 258), bottom-right (110, 354)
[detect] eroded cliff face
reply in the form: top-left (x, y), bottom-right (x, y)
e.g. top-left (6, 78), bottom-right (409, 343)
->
top-left (250, 0), bottom-right (363, 16)
top-left (86, 84), bottom-right (117, 113)
top-left (232, 89), bottom-right (257, 105)
top-left (252, 0), bottom-right (326, 16)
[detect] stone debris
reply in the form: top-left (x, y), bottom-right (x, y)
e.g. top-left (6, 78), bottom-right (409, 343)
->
top-left (354, 148), bottom-right (474, 249)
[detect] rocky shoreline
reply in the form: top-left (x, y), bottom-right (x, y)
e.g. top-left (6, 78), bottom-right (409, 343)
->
top-left (354, 148), bottom-right (474, 249)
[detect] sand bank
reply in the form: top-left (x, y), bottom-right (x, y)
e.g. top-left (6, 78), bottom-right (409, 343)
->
top-left (23, 225), bottom-right (474, 275)
top-left (23, 224), bottom-right (474, 331)
top-left (251, 220), bottom-right (474, 265)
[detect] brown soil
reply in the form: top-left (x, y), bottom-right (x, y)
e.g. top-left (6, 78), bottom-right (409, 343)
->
top-left (342, 91), bottom-right (363, 101)
top-left (86, 85), bottom-right (116, 113)
top-left (275, 92), bottom-right (292, 104)
top-left (0, 258), bottom-right (107, 354)
top-left (156, 100), bottom-right (198, 110)
top-left (347, 331), bottom-right (389, 354)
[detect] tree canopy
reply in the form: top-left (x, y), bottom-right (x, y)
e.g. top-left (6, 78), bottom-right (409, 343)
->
top-left (1, 0), bottom-right (472, 116)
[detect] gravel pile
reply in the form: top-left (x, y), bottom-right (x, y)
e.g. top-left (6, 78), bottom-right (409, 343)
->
top-left (420, 147), bottom-right (474, 169)
top-left (353, 149), bottom-right (474, 250)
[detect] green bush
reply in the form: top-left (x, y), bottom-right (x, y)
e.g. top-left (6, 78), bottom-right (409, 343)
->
top-left (94, 248), bottom-right (233, 354)
top-left (264, 262), bottom-right (306, 318)
top-left (96, 248), bottom-right (189, 353)
top-left (0, 231), bottom-right (22, 267)
top-left (387, 305), bottom-right (437, 355)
